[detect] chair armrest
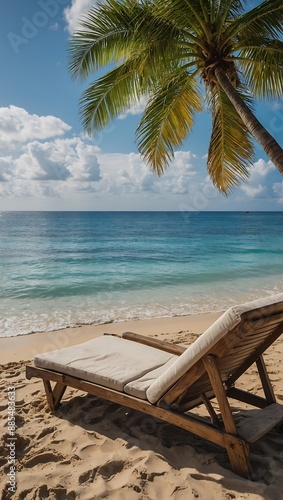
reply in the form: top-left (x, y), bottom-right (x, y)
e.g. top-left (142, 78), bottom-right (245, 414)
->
top-left (121, 331), bottom-right (186, 355)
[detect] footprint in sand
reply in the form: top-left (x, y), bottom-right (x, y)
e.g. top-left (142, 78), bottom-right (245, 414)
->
top-left (37, 426), bottom-right (56, 440)
top-left (18, 485), bottom-right (76, 500)
top-left (79, 467), bottom-right (99, 484)
top-left (139, 470), bottom-right (167, 482)
top-left (79, 460), bottom-right (125, 484)
top-left (23, 451), bottom-right (64, 468)
top-left (15, 435), bottom-right (31, 456)
top-left (61, 454), bottom-right (81, 466)
top-left (31, 397), bottom-right (46, 408)
top-left (5, 370), bottom-right (22, 378)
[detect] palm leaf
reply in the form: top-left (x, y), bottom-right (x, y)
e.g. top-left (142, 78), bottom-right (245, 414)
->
top-left (223, 0), bottom-right (283, 44)
top-left (69, 0), bottom-right (182, 81)
top-left (80, 61), bottom-right (146, 133)
top-left (137, 70), bottom-right (202, 175)
top-left (237, 40), bottom-right (283, 99)
top-left (207, 84), bottom-right (254, 193)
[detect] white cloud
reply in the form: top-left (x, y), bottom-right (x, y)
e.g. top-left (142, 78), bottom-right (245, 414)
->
top-left (0, 107), bottom-right (102, 198)
top-left (0, 180), bottom-right (60, 199)
top-left (119, 96), bottom-right (148, 120)
top-left (240, 159), bottom-right (275, 198)
top-left (0, 157), bottom-right (13, 182)
top-left (241, 184), bottom-right (265, 197)
top-left (0, 106), bottom-right (71, 151)
top-left (1, 105), bottom-right (281, 210)
top-left (95, 150), bottom-right (199, 196)
top-left (14, 141), bottom-right (72, 181)
top-left (273, 182), bottom-right (283, 203)
top-left (64, 0), bottom-right (99, 34)
top-left (7, 137), bottom-right (101, 185)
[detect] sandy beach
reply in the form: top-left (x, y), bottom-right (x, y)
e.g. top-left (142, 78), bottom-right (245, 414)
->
top-left (1, 312), bottom-right (283, 499)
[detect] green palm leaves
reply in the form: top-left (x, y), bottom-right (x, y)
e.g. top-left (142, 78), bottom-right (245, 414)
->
top-left (137, 72), bottom-right (202, 176)
top-left (69, 0), bottom-right (283, 193)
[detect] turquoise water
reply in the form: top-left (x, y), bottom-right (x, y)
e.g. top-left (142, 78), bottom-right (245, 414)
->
top-left (0, 211), bottom-right (282, 338)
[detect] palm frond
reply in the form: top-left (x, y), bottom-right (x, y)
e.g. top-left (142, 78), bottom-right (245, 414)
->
top-left (154, 0), bottom-right (211, 41)
top-left (215, 0), bottom-right (245, 40)
top-left (207, 83), bottom-right (254, 193)
top-left (223, 0), bottom-right (283, 44)
top-left (69, 0), bottom-right (181, 81)
top-left (236, 40), bottom-right (283, 99)
top-left (80, 61), bottom-right (147, 133)
top-left (137, 70), bottom-right (202, 175)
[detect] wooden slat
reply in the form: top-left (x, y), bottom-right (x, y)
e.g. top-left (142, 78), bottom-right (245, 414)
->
top-left (161, 360), bottom-right (206, 405)
top-left (202, 355), bottom-right (237, 435)
top-left (244, 325), bottom-right (280, 338)
top-left (200, 393), bottom-right (221, 428)
top-left (241, 311), bottom-right (283, 326)
top-left (237, 403), bottom-right (283, 443)
top-left (175, 390), bottom-right (215, 411)
top-left (227, 336), bottom-right (277, 356)
top-left (121, 332), bottom-right (186, 355)
top-left (245, 317), bottom-right (283, 331)
top-left (226, 322), bottom-right (283, 386)
top-left (230, 335), bottom-right (276, 351)
top-left (256, 355), bottom-right (276, 404)
top-left (160, 324), bottom-right (248, 406)
top-left (226, 387), bottom-right (269, 409)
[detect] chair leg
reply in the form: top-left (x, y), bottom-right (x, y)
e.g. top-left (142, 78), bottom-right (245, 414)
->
top-left (43, 380), bottom-right (66, 410)
top-left (53, 382), bottom-right (67, 409)
top-left (225, 436), bottom-right (252, 478)
top-left (202, 355), bottom-right (237, 435)
top-left (203, 355), bottom-right (253, 478)
top-left (256, 355), bottom-right (276, 404)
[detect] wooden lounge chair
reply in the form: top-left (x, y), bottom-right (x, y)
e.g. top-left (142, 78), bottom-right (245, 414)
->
top-left (26, 293), bottom-right (283, 478)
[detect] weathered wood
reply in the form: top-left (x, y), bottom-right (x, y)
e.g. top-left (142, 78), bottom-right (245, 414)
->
top-left (26, 364), bottom-right (226, 448)
top-left (256, 355), bottom-right (276, 404)
top-left (226, 322), bottom-right (283, 386)
top-left (200, 393), bottom-right (221, 429)
top-left (26, 362), bottom-right (259, 479)
top-left (174, 390), bottom-right (215, 412)
top-left (52, 382), bottom-right (67, 410)
top-left (43, 380), bottom-right (55, 410)
top-left (161, 359), bottom-right (206, 405)
top-left (155, 319), bottom-right (278, 407)
top-left (236, 403), bottom-right (283, 443)
top-left (202, 355), bottom-right (237, 435)
top-left (241, 310), bottom-right (283, 325)
top-left (226, 387), bottom-right (269, 409)
top-left (225, 436), bottom-right (252, 478)
top-left (121, 331), bottom-right (186, 355)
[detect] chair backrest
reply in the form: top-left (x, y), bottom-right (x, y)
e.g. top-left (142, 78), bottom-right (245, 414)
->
top-left (146, 293), bottom-right (283, 404)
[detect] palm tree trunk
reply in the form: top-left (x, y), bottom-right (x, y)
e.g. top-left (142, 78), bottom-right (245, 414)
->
top-left (214, 65), bottom-right (283, 174)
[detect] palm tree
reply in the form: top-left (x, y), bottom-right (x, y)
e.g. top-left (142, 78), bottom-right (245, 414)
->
top-left (69, 0), bottom-right (283, 193)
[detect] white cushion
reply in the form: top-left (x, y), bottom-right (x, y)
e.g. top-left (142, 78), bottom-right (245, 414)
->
top-left (124, 357), bottom-right (177, 399)
top-left (146, 293), bottom-right (283, 403)
top-left (34, 335), bottom-right (175, 393)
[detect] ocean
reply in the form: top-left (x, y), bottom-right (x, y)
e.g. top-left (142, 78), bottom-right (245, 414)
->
top-left (0, 211), bottom-right (282, 338)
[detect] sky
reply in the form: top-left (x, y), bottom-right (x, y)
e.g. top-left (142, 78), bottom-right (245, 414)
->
top-left (0, 0), bottom-right (283, 211)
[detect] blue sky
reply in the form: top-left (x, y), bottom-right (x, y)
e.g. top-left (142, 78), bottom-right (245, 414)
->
top-left (0, 0), bottom-right (283, 211)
